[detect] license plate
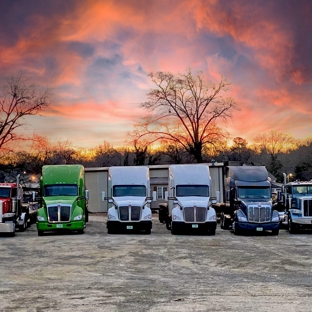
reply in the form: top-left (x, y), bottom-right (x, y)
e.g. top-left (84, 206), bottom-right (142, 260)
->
top-left (126, 225), bottom-right (133, 230)
top-left (256, 227), bottom-right (263, 231)
top-left (56, 224), bottom-right (63, 228)
top-left (192, 224), bottom-right (199, 228)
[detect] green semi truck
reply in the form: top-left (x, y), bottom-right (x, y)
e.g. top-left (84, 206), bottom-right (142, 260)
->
top-left (36, 165), bottom-right (89, 236)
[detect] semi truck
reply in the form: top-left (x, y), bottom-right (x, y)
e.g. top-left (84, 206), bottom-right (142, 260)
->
top-left (36, 165), bottom-right (89, 236)
top-left (0, 175), bottom-right (29, 236)
top-left (102, 166), bottom-right (153, 234)
top-left (278, 174), bottom-right (312, 233)
top-left (219, 166), bottom-right (280, 235)
top-left (159, 164), bottom-right (217, 235)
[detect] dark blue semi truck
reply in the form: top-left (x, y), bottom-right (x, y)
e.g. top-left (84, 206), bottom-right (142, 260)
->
top-left (219, 166), bottom-right (280, 235)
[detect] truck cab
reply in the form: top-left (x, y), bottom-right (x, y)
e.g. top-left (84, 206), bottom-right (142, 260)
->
top-left (0, 177), bottom-right (29, 236)
top-left (167, 164), bottom-right (217, 235)
top-left (281, 180), bottom-right (312, 233)
top-left (220, 166), bottom-right (280, 235)
top-left (36, 165), bottom-right (89, 236)
top-left (103, 166), bottom-right (153, 234)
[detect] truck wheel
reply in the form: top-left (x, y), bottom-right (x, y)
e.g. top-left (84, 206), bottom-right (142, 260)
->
top-left (38, 231), bottom-right (44, 236)
top-left (233, 222), bottom-right (241, 235)
top-left (145, 228), bottom-right (151, 235)
top-left (171, 223), bottom-right (177, 235)
top-left (85, 208), bottom-right (89, 223)
top-left (288, 219), bottom-right (297, 234)
top-left (107, 228), bottom-right (114, 234)
top-left (19, 218), bottom-right (27, 232)
top-left (77, 229), bottom-right (84, 234)
top-left (220, 214), bottom-right (225, 229)
top-left (210, 229), bottom-right (216, 235)
top-left (272, 229), bottom-right (279, 235)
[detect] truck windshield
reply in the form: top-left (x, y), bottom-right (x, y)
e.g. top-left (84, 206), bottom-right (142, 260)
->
top-left (292, 185), bottom-right (312, 194)
top-left (113, 185), bottom-right (146, 197)
top-left (0, 188), bottom-right (10, 198)
top-left (44, 184), bottom-right (78, 196)
top-left (176, 185), bottom-right (209, 197)
top-left (238, 187), bottom-right (270, 199)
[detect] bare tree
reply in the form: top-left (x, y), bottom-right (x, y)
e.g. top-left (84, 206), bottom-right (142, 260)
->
top-left (254, 130), bottom-right (296, 177)
top-left (133, 69), bottom-right (237, 163)
top-left (0, 72), bottom-right (51, 150)
top-left (254, 130), bottom-right (295, 155)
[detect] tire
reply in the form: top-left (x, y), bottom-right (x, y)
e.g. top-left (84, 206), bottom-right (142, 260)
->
top-left (85, 208), bottom-right (89, 223)
top-left (233, 222), bottom-right (241, 235)
top-left (171, 223), bottom-right (177, 235)
top-left (220, 214), bottom-right (225, 229)
top-left (288, 219), bottom-right (297, 234)
top-left (38, 231), bottom-right (44, 236)
top-left (19, 218), bottom-right (27, 232)
top-left (77, 229), bottom-right (84, 234)
top-left (272, 229), bottom-right (279, 235)
top-left (145, 228), bottom-right (151, 235)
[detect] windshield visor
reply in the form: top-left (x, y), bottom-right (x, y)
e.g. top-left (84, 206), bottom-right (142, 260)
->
top-left (176, 185), bottom-right (209, 197)
top-left (44, 184), bottom-right (78, 197)
top-left (237, 187), bottom-right (270, 199)
top-left (113, 185), bottom-right (146, 197)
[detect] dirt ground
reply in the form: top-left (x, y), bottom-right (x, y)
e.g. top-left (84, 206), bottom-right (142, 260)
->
top-left (1, 213), bottom-right (312, 312)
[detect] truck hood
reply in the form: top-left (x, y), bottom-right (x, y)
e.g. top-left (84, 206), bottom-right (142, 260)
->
top-left (113, 196), bottom-right (146, 207)
top-left (176, 196), bottom-right (209, 207)
top-left (43, 196), bottom-right (78, 206)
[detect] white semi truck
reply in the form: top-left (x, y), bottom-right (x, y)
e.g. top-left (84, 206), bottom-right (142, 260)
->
top-left (102, 166), bottom-right (154, 234)
top-left (278, 173), bottom-right (312, 233)
top-left (159, 164), bottom-right (217, 235)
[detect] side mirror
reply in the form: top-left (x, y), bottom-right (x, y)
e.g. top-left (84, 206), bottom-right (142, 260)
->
top-left (85, 189), bottom-right (89, 200)
top-left (101, 191), bottom-right (105, 202)
top-left (108, 198), bottom-right (113, 203)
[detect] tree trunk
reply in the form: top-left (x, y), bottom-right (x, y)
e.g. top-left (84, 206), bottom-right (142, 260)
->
top-left (190, 142), bottom-right (203, 163)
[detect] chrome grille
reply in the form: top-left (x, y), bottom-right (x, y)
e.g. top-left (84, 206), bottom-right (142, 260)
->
top-left (47, 205), bottom-right (71, 222)
top-left (248, 206), bottom-right (271, 223)
top-left (184, 207), bottom-right (206, 222)
top-left (303, 200), bottom-right (312, 217)
top-left (119, 206), bottom-right (141, 221)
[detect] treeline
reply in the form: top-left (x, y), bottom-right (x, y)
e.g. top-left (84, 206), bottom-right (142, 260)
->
top-left (1, 134), bottom-right (312, 183)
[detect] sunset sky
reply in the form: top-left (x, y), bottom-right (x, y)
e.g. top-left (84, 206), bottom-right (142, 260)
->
top-left (1, 0), bottom-right (311, 150)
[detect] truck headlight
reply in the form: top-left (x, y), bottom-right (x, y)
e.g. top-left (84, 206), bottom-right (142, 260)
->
top-left (237, 210), bottom-right (247, 222)
top-left (37, 216), bottom-right (45, 221)
top-left (272, 210), bottom-right (280, 222)
top-left (172, 215), bottom-right (181, 221)
top-left (74, 214), bottom-right (82, 221)
top-left (143, 214), bottom-right (152, 220)
top-left (209, 215), bottom-right (216, 221)
top-left (108, 213), bottom-right (116, 220)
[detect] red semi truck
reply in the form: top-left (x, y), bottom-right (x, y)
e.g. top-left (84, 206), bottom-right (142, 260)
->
top-left (0, 175), bottom-right (30, 236)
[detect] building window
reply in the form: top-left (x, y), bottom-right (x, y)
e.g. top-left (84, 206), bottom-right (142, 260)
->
top-left (157, 186), bottom-right (167, 200)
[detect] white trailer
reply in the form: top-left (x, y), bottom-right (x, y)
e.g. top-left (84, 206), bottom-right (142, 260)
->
top-left (102, 166), bottom-right (154, 234)
top-left (165, 164), bottom-right (217, 235)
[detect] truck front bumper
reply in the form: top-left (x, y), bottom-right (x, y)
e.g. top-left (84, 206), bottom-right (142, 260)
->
top-left (236, 221), bottom-right (280, 232)
top-left (291, 218), bottom-right (312, 230)
top-left (171, 221), bottom-right (217, 233)
top-left (37, 221), bottom-right (84, 233)
top-left (0, 222), bottom-right (15, 233)
top-left (107, 220), bottom-right (152, 233)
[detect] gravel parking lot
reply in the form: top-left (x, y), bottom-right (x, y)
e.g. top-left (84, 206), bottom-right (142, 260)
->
top-left (1, 213), bottom-right (312, 312)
